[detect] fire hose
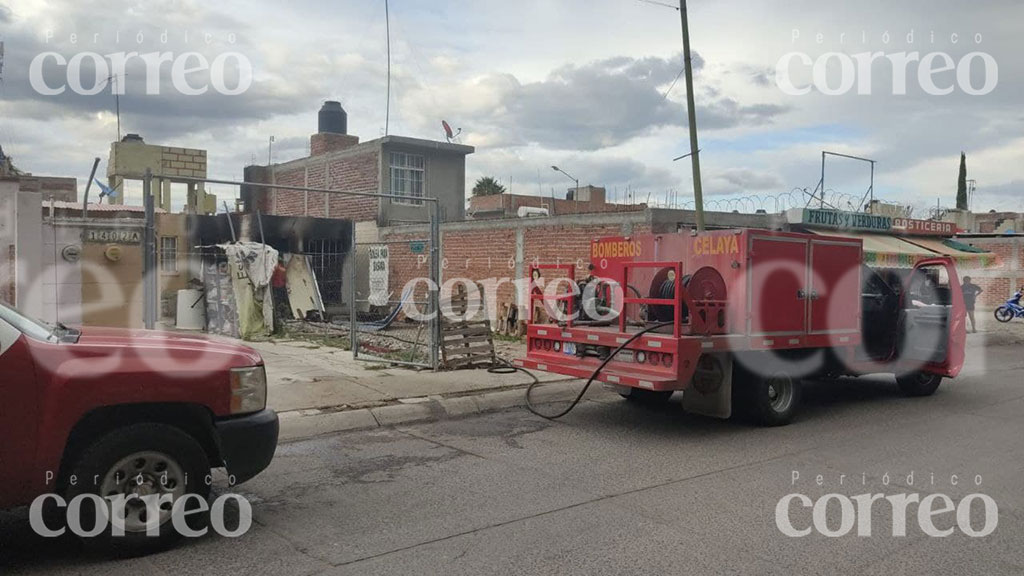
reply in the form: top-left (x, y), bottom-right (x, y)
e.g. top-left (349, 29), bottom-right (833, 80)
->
top-left (488, 321), bottom-right (675, 420)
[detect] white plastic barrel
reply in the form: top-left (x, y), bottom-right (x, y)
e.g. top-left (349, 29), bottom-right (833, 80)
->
top-left (175, 289), bottom-right (206, 330)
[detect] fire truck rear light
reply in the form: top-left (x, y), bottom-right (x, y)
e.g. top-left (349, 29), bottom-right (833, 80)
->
top-left (648, 352), bottom-right (659, 365)
top-left (662, 354), bottom-right (672, 367)
top-left (635, 350), bottom-right (647, 363)
top-left (553, 341), bottom-right (562, 352)
top-left (543, 340), bottom-right (552, 351)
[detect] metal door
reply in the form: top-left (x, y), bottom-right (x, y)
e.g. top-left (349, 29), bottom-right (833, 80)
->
top-left (748, 236), bottom-right (808, 335)
top-left (809, 239), bottom-right (862, 334)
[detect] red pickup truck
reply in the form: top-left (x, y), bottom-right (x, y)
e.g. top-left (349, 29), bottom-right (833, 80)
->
top-left (0, 300), bottom-right (279, 549)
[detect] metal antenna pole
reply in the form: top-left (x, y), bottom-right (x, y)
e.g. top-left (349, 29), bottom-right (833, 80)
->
top-left (679, 0), bottom-right (705, 231)
top-left (385, 0), bottom-right (392, 136)
top-left (820, 151), bottom-right (826, 208)
top-left (223, 201), bottom-right (237, 242)
top-left (81, 157), bottom-right (100, 217)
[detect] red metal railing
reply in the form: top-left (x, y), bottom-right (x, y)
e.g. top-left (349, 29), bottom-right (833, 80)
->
top-left (528, 261), bottom-right (724, 336)
top-left (621, 261), bottom-right (683, 337)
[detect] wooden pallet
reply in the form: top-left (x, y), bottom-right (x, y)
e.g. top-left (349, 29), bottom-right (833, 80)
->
top-left (440, 284), bottom-right (496, 369)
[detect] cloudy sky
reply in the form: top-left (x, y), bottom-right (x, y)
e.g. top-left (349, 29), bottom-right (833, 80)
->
top-left (0, 0), bottom-right (1021, 214)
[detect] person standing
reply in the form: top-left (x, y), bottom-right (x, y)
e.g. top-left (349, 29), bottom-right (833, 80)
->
top-left (271, 257), bottom-right (290, 328)
top-left (961, 276), bottom-right (983, 333)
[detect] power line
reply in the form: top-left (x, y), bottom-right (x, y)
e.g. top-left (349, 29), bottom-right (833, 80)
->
top-left (661, 63), bottom-right (686, 100)
top-left (636, 0), bottom-right (679, 10)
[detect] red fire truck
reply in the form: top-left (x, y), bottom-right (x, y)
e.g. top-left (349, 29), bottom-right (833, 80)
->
top-left (516, 229), bottom-right (966, 426)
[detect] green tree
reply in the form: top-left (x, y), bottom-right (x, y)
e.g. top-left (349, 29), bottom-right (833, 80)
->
top-left (956, 152), bottom-right (968, 210)
top-left (472, 176), bottom-right (506, 197)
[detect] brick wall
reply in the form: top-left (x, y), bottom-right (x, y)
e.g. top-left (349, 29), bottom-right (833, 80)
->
top-left (328, 152), bottom-right (378, 221)
top-left (441, 228), bottom-right (519, 305)
top-left (380, 212), bottom-right (648, 318)
top-left (159, 147), bottom-right (208, 178)
top-left (311, 133), bottom-right (359, 156)
top-left (266, 148), bottom-right (379, 222)
top-left (955, 236), bottom-right (1024, 305)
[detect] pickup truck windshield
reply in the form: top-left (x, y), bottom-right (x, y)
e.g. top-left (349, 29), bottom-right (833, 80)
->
top-left (0, 301), bottom-right (57, 342)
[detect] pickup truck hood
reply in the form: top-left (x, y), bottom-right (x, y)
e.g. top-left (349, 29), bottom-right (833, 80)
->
top-left (73, 327), bottom-right (263, 366)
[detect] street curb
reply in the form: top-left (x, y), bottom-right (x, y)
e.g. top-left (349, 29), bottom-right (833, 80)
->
top-left (278, 380), bottom-right (597, 442)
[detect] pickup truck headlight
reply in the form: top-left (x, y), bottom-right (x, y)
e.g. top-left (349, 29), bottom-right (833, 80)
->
top-left (230, 366), bottom-right (267, 415)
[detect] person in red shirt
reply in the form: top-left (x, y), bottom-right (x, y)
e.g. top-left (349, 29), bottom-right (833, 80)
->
top-left (271, 257), bottom-right (289, 324)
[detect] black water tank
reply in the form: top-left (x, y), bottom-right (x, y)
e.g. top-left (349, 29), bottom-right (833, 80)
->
top-left (318, 101), bottom-right (347, 135)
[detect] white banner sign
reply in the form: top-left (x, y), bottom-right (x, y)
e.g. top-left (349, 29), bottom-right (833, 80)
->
top-left (368, 244), bottom-right (389, 306)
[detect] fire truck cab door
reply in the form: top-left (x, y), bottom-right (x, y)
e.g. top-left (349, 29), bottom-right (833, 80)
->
top-left (899, 259), bottom-right (966, 377)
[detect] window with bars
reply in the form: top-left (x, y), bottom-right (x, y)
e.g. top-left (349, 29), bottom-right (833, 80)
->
top-left (160, 236), bottom-right (178, 273)
top-left (389, 152), bottom-right (425, 205)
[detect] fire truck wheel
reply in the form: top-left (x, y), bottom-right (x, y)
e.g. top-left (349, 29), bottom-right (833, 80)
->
top-left (748, 373), bottom-right (801, 427)
top-left (619, 389), bottom-right (674, 403)
top-left (896, 372), bottom-right (943, 397)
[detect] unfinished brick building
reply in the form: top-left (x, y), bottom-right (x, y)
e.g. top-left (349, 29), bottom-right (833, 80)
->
top-left (242, 101), bottom-right (474, 226)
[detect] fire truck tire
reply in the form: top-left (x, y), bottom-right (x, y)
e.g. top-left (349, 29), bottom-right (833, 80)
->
top-left (619, 389), bottom-right (674, 403)
top-left (741, 372), bottom-right (801, 427)
top-left (896, 372), bottom-right (943, 397)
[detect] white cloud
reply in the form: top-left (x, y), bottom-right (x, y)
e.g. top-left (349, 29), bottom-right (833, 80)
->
top-left (0, 0), bottom-right (1019, 213)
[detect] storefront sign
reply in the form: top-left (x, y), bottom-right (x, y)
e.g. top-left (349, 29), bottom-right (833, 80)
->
top-left (787, 208), bottom-right (892, 232)
top-left (891, 217), bottom-right (956, 236)
top-left (82, 228), bottom-right (142, 244)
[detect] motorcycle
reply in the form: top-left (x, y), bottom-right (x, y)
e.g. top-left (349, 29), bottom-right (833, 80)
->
top-left (994, 290), bottom-right (1024, 323)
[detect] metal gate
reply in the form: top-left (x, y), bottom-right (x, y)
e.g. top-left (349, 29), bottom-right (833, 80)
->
top-left (349, 233), bottom-right (438, 369)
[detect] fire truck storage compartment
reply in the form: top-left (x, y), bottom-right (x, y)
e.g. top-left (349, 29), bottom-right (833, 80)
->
top-left (746, 232), bottom-right (862, 338)
top-left (583, 229), bottom-right (865, 340)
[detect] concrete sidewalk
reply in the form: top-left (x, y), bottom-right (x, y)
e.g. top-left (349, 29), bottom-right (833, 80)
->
top-left (240, 338), bottom-right (587, 441)
top-left (233, 316), bottom-right (1023, 442)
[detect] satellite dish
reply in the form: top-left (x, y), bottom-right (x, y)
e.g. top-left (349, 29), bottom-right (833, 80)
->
top-left (441, 120), bottom-right (461, 143)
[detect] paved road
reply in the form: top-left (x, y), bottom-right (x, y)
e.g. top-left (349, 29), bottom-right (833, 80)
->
top-left (2, 343), bottom-right (1022, 575)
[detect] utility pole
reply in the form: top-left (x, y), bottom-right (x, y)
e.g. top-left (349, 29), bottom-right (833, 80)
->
top-left (679, 0), bottom-right (705, 231)
top-left (142, 169), bottom-right (156, 330)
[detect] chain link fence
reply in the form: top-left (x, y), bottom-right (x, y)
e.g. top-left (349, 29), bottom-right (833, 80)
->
top-left (349, 235), bottom-right (437, 369)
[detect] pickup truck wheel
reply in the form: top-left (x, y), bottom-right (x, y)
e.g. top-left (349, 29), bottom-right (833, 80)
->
top-left (896, 372), bottom-right (943, 397)
top-left (748, 372), bottom-right (801, 427)
top-left (64, 423), bottom-right (211, 554)
top-left (619, 389), bottom-right (673, 403)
